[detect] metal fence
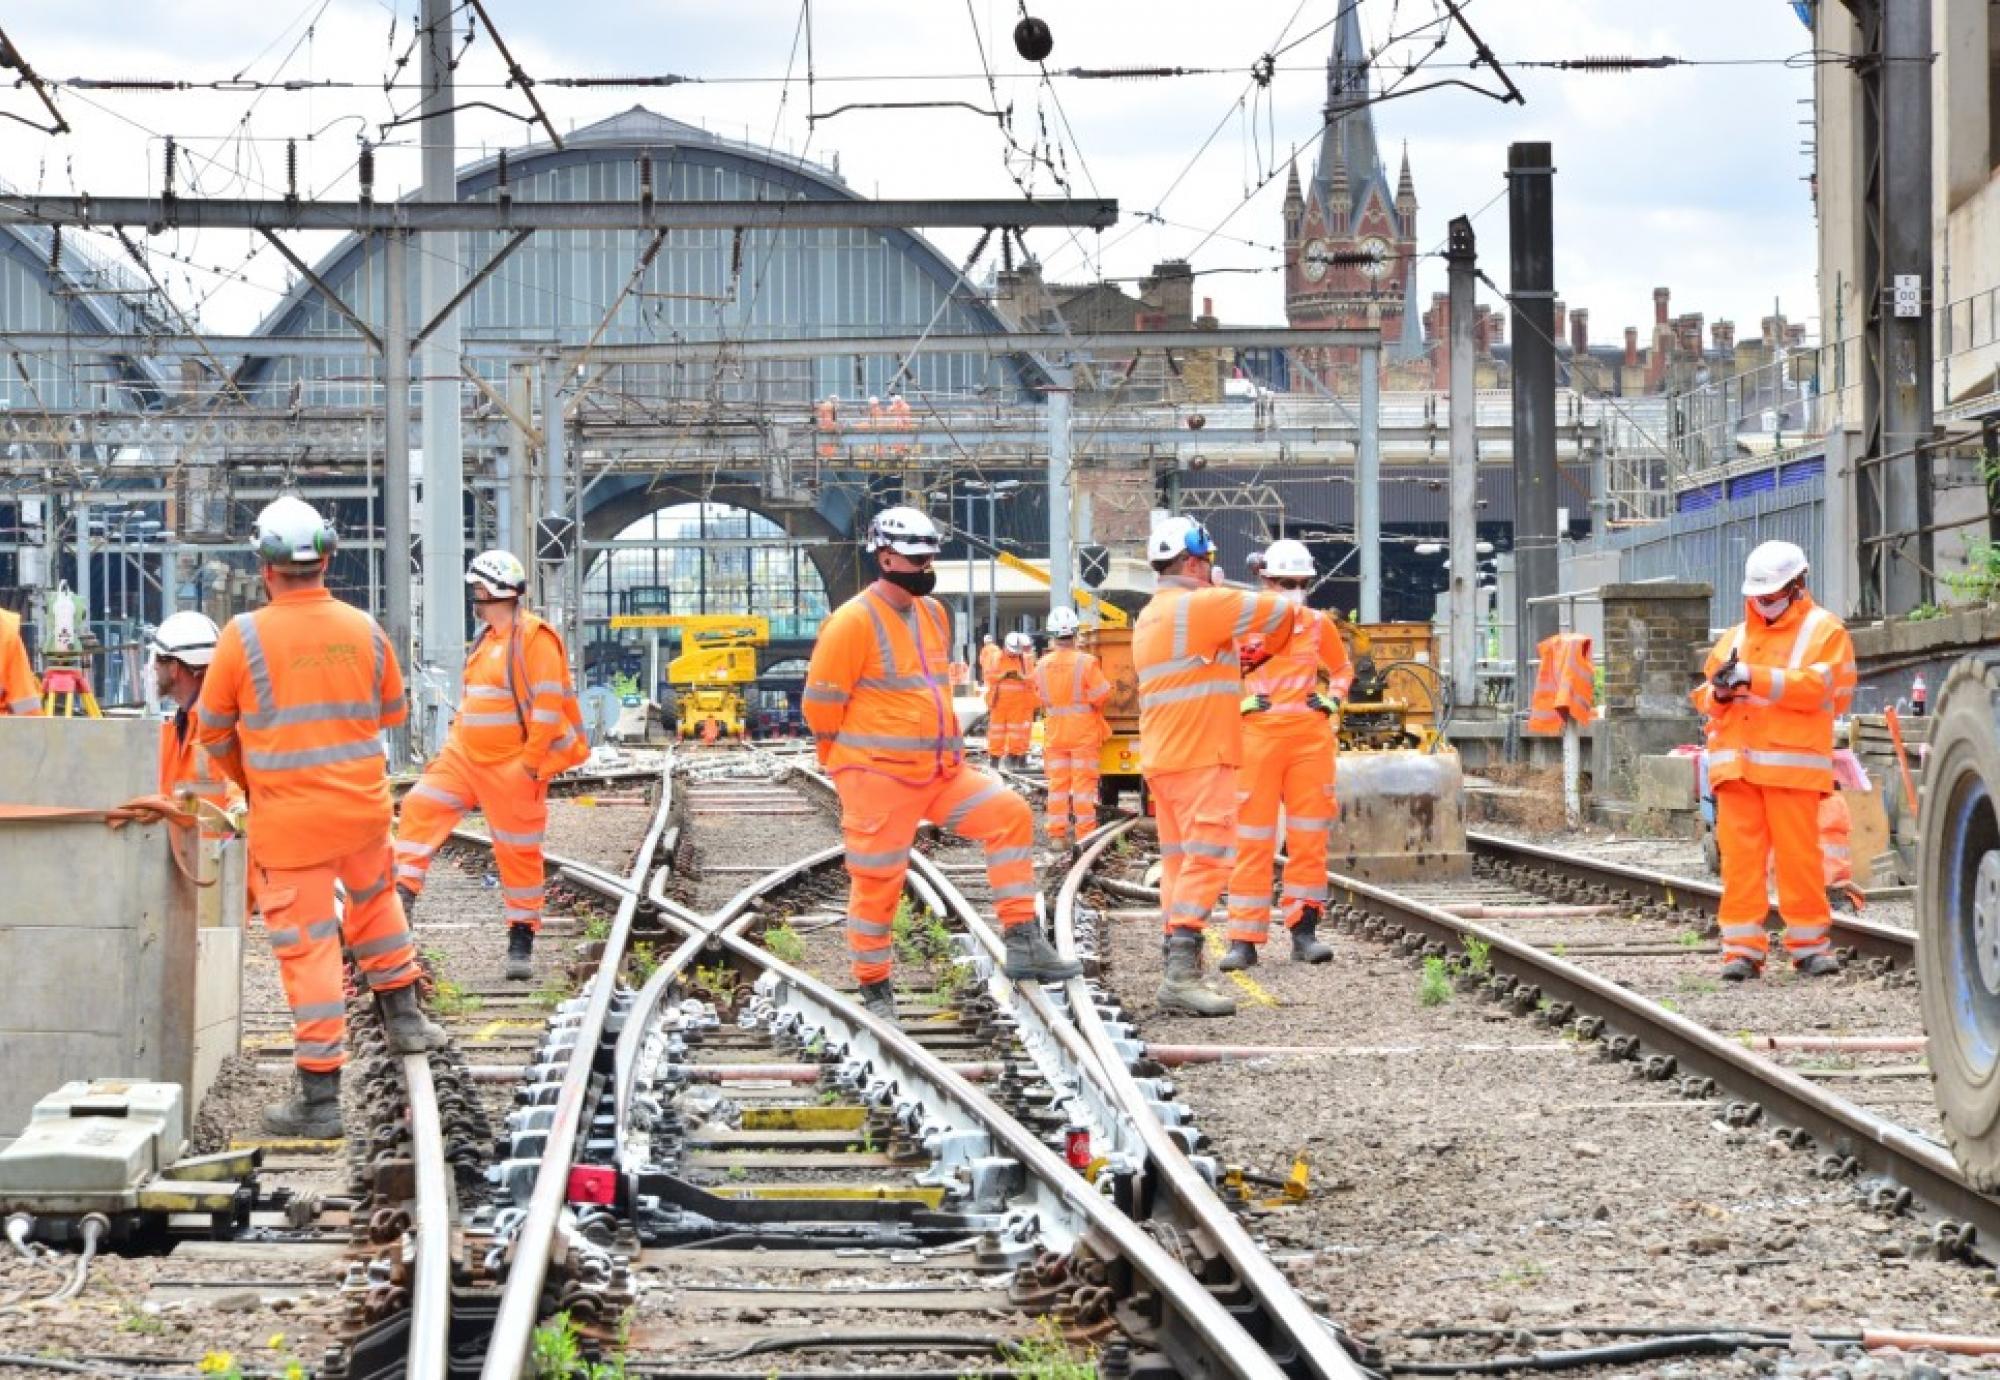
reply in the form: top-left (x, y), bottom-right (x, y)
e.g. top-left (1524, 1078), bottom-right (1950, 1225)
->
top-left (1593, 474), bottom-right (1824, 628)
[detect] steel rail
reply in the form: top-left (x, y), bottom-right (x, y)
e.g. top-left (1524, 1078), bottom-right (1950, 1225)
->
top-left (1465, 830), bottom-right (1916, 965)
top-left (1051, 821), bottom-right (1374, 1380)
top-left (1327, 865), bottom-right (2000, 1270)
top-left (402, 1054), bottom-right (452, 1380)
top-left (480, 758), bottom-right (676, 1380)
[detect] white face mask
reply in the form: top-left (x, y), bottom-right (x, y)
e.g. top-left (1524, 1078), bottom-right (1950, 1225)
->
top-left (1753, 592), bottom-right (1793, 621)
top-left (1278, 588), bottom-right (1306, 606)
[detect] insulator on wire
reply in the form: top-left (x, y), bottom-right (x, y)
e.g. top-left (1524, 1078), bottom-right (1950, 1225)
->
top-left (728, 227), bottom-right (744, 278)
top-left (358, 141), bottom-right (375, 203)
top-left (1000, 229), bottom-right (1014, 274)
top-left (1065, 66), bottom-right (1193, 81)
top-left (960, 226), bottom-right (995, 277)
top-left (1544, 55), bottom-right (1682, 71)
top-left (285, 140), bottom-right (298, 200)
top-left (496, 148), bottom-right (510, 203)
top-left (162, 138), bottom-right (176, 200)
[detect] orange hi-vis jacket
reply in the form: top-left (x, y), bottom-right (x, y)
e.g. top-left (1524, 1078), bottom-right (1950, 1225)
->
top-left (978, 641), bottom-right (1001, 687)
top-left (159, 707), bottom-right (237, 828)
top-left (1134, 575), bottom-right (1296, 774)
top-left (985, 650), bottom-right (1036, 712)
top-left (454, 612), bottom-right (589, 776)
top-left (197, 587), bottom-right (407, 869)
top-left (1691, 594), bottom-right (1856, 795)
top-left (1033, 645), bottom-right (1112, 749)
top-left (0, 608), bottom-right (40, 716)
top-left (1238, 605), bottom-right (1354, 739)
top-left (1527, 633), bottom-right (1595, 735)
top-left (804, 583), bottom-right (964, 784)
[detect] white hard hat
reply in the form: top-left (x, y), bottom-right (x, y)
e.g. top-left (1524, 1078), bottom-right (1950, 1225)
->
top-left (1741, 540), bottom-right (1809, 597)
top-left (253, 495), bottom-right (337, 567)
top-left (1147, 514), bottom-right (1217, 565)
top-left (865, 505), bottom-right (942, 556)
top-left (1004, 631), bottom-right (1033, 653)
top-left (1259, 538), bottom-right (1315, 580)
top-left (466, 549), bottom-right (528, 600)
top-left (149, 611), bottom-right (220, 668)
top-left (1046, 607), bottom-right (1081, 638)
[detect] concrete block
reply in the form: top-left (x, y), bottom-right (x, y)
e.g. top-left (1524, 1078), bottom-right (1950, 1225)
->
top-left (1634, 755), bottom-right (1697, 810)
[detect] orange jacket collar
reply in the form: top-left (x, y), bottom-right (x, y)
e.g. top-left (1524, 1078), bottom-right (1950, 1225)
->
top-left (868, 578), bottom-right (916, 611)
top-left (1745, 590), bottom-right (1814, 632)
top-left (268, 586), bottom-right (333, 607)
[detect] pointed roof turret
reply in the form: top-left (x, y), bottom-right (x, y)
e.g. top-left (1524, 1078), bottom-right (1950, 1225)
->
top-left (1326, 135), bottom-right (1350, 231)
top-left (1309, 5), bottom-right (1393, 229)
top-left (1284, 158), bottom-right (1304, 209)
top-left (1396, 142), bottom-right (1416, 207)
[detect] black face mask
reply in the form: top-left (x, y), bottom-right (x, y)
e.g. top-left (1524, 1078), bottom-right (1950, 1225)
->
top-left (883, 567), bottom-right (937, 597)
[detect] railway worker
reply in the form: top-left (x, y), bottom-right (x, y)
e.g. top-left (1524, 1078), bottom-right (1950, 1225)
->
top-left (151, 611), bottom-right (236, 826)
top-left (1033, 606), bottom-right (1112, 852)
top-left (803, 506), bottom-right (1080, 1023)
top-left (978, 634), bottom-right (1000, 691)
top-left (1134, 516), bottom-right (1297, 1017)
top-left (986, 630), bottom-right (1039, 768)
top-left (393, 550), bottom-right (589, 981)
top-left (1222, 539), bottom-right (1354, 972)
top-left (0, 601), bottom-right (40, 717)
top-left (198, 496), bottom-right (443, 1138)
top-left (1691, 540), bottom-right (1856, 981)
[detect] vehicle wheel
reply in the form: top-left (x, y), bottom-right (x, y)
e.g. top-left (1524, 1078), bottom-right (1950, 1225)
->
top-left (1916, 653), bottom-right (2000, 1189)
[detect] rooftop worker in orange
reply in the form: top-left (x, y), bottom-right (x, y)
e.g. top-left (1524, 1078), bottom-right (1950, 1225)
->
top-left (986, 630), bottom-right (1038, 769)
top-left (198, 496), bottom-right (444, 1139)
top-left (0, 601), bottom-right (40, 717)
top-left (1033, 606), bottom-right (1112, 854)
top-left (803, 506), bottom-right (1080, 1023)
top-left (393, 550), bottom-right (588, 981)
top-left (1691, 540), bottom-right (1856, 982)
top-left (1223, 539), bottom-right (1353, 973)
top-left (1134, 516), bottom-right (1296, 1017)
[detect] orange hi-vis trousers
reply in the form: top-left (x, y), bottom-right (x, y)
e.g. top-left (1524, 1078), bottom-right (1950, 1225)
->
top-left (987, 695), bottom-right (1036, 759)
top-left (394, 741), bottom-right (550, 932)
top-left (1715, 779), bottom-right (1833, 967)
top-left (255, 838), bottom-right (422, 1073)
top-left (837, 766), bottom-right (1037, 985)
top-left (1225, 729), bottom-right (1337, 944)
top-left (1043, 746), bottom-right (1101, 842)
top-left (1150, 764), bottom-right (1239, 936)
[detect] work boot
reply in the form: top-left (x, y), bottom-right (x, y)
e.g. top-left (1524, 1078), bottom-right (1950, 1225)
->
top-left (1719, 957), bottom-right (1761, 982)
top-left (1218, 940), bottom-right (1259, 972)
top-left (1157, 931), bottom-right (1237, 1017)
top-left (376, 982), bottom-right (448, 1054)
top-left (1003, 922), bottom-right (1083, 983)
top-left (1289, 907), bottom-right (1334, 964)
top-left (262, 1069), bottom-right (342, 1139)
top-left (504, 924), bottom-right (535, 981)
top-left (395, 885), bottom-right (419, 921)
top-left (1794, 952), bottom-right (1843, 978)
top-left (858, 980), bottom-right (899, 1024)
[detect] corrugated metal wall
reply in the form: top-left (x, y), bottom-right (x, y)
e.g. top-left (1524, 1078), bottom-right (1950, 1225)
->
top-left (1597, 475), bottom-right (1824, 627)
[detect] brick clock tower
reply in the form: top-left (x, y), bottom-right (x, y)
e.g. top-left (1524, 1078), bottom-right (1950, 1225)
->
top-left (1283, 7), bottom-right (1424, 389)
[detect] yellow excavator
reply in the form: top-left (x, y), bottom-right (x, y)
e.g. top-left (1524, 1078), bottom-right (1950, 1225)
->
top-left (647, 614), bottom-right (769, 742)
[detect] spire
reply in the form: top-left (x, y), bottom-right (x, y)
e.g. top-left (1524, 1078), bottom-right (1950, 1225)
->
top-left (1312, 2), bottom-right (1383, 230)
top-left (1327, 135), bottom-right (1350, 234)
top-left (1284, 158), bottom-right (1303, 210)
top-left (1396, 142), bottom-right (1416, 206)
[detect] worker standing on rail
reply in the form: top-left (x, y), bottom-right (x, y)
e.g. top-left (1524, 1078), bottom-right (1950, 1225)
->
top-left (1222, 540), bottom-right (1353, 972)
top-left (1691, 540), bottom-right (1856, 981)
top-left (804, 506), bottom-right (1080, 1023)
top-left (1134, 516), bottom-right (1296, 1017)
top-left (986, 630), bottom-right (1039, 769)
top-left (0, 601), bottom-right (41, 716)
top-left (393, 550), bottom-right (589, 980)
top-left (198, 497), bottom-right (443, 1138)
top-left (1033, 606), bottom-right (1112, 853)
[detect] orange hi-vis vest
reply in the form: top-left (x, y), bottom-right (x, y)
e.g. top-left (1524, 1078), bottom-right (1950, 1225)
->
top-left (803, 584), bottom-right (964, 784)
top-left (454, 612), bottom-right (589, 775)
top-left (1691, 594), bottom-right (1856, 795)
top-left (1527, 633), bottom-right (1595, 735)
top-left (986, 650), bottom-right (1036, 710)
top-left (0, 608), bottom-right (40, 716)
top-left (1238, 605), bottom-right (1354, 739)
top-left (1133, 575), bottom-right (1296, 774)
top-left (196, 587), bottom-right (407, 870)
top-left (1033, 645), bottom-right (1112, 749)
top-left (159, 707), bottom-right (238, 841)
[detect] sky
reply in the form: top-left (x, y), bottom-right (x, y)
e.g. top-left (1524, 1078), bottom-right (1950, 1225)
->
top-left (0, 0), bottom-right (1822, 347)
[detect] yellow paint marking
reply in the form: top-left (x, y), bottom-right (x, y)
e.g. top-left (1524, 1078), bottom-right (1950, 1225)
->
top-left (471, 1018), bottom-right (543, 1042)
top-left (230, 1136), bottom-right (341, 1152)
top-left (741, 1106), bottom-right (866, 1132)
top-left (1201, 927), bottom-right (1279, 1006)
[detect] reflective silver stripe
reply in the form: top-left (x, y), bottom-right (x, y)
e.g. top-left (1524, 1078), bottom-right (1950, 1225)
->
top-left (395, 840), bottom-right (436, 858)
top-left (243, 698), bottom-right (386, 730)
top-left (208, 731), bottom-right (239, 755)
top-left (349, 874), bottom-right (390, 905)
top-left (992, 882), bottom-right (1040, 900)
top-left (1158, 842), bottom-right (1185, 857)
top-left (1139, 654), bottom-right (1216, 685)
top-left (489, 825), bottom-right (545, 847)
top-left (1226, 893), bottom-right (1269, 910)
top-left (858, 672), bottom-right (947, 690)
top-left (861, 594), bottom-right (901, 677)
top-left (1719, 923), bottom-right (1766, 938)
top-left (848, 917), bottom-right (893, 938)
top-left (8, 697), bottom-right (41, 714)
top-left (462, 711), bottom-right (524, 728)
top-left (1789, 939), bottom-right (1831, 958)
top-left (944, 783), bottom-right (1006, 830)
top-left (1169, 900), bottom-right (1211, 918)
top-left (200, 709), bottom-right (239, 731)
top-left (834, 731), bottom-right (961, 751)
top-left (1180, 840), bottom-right (1234, 860)
top-left (1706, 749), bottom-right (1740, 768)
top-left (1287, 815), bottom-right (1333, 830)
top-left (848, 945), bottom-right (892, 963)
top-left (846, 847), bottom-right (910, 869)
top-left (1283, 883), bottom-right (1329, 901)
top-left (804, 685), bottom-right (849, 704)
top-left (985, 846), bottom-right (1036, 865)
top-left (465, 685), bottom-right (513, 700)
top-left (1140, 681), bottom-right (1240, 709)
top-left (247, 739), bottom-right (385, 771)
top-left (349, 932), bottom-right (409, 960)
top-left (365, 962), bottom-right (417, 990)
top-left (1789, 608), bottom-right (1829, 669)
top-left (1232, 595), bottom-right (1259, 640)
top-left (1742, 749), bottom-right (1832, 772)
top-left (294, 1039), bottom-right (345, 1059)
top-left (292, 1000), bottom-right (346, 1021)
top-left (234, 612), bottom-right (277, 711)
top-left (266, 927), bottom-right (301, 948)
top-left (396, 864), bottom-right (426, 882)
top-left (530, 681), bottom-right (567, 697)
top-left (1766, 669), bottom-right (1786, 703)
top-left (306, 917), bottom-right (341, 940)
top-left (410, 781), bottom-right (468, 809)
top-left (1046, 704), bottom-right (1092, 716)
top-left (1236, 824), bottom-right (1276, 840)
top-left (504, 884), bottom-right (544, 901)
top-left (1171, 592), bottom-right (1193, 659)
top-left (1258, 601), bottom-right (1288, 634)
top-left (532, 707), bottom-right (563, 724)
top-left (504, 906), bottom-right (540, 922)
top-left (381, 697), bottom-right (407, 718)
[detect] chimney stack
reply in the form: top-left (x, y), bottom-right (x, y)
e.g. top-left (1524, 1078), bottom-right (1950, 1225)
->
top-left (1552, 299), bottom-right (1567, 344)
top-left (1624, 326), bottom-right (1640, 367)
top-left (1712, 320), bottom-right (1735, 352)
top-left (1653, 286), bottom-right (1671, 325)
top-left (1571, 308), bottom-right (1589, 355)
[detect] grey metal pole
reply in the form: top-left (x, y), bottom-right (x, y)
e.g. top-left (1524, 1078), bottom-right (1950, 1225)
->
top-left (964, 489), bottom-right (976, 661)
top-left (505, 363), bottom-right (534, 576)
top-left (1879, 0), bottom-right (1934, 614)
top-left (418, 0), bottom-right (467, 698)
top-left (383, 230), bottom-right (414, 764)
top-left (541, 356), bottom-right (580, 687)
top-left (986, 492), bottom-right (997, 637)
top-left (1046, 361), bottom-right (1074, 618)
top-left (1508, 142), bottom-right (1560, 714)
top-left (1357, 347), bottom-right (1381, 622)
top-left (1446, 215), bottom-right (1479, 709)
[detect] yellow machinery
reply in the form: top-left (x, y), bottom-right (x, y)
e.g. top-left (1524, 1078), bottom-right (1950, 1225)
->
top-left (611, 614), bottom-right (769, 742)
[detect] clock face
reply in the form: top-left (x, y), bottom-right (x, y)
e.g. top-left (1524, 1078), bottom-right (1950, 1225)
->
top-left (1359, 236), bottom-right (1392, 280)
top-left (1301, 238), bottom-right (1329, 283)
